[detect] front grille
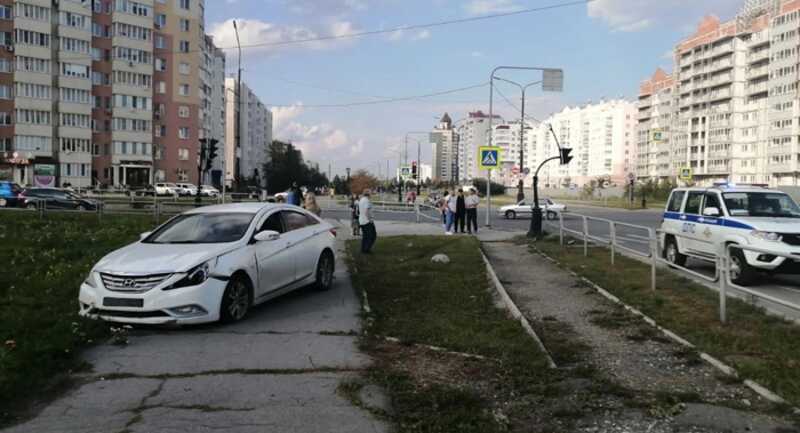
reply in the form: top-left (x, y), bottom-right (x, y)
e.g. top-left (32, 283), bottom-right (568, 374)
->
top-left (781, 234), bottom-right (800, 246)
top-left (100, 273), bottom-right (172, 293)
top-left (92, 308), bottom-right (170, 318)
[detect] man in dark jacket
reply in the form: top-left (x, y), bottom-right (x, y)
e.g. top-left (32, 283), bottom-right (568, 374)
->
top-left (455, 189), bottom-right (466, 233)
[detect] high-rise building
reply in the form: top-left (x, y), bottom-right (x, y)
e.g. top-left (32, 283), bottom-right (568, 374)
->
top-left (0, 0), bottom-right (223, 189)
top-left (530, 99), bottom-right (637, 188)
top-left (636, 0), bottom-right (800, 187)
top-left (200, 34), bottom-right (225, 187)
top-left (490, 120), bottom-right (535, 187)
top-left (637, 68), bottom-right (675, 179)
top-left (224, 77), bottom-right (272, 188)
top-left (455, 110), bottom-right (502, 182)
top-left (430, 113), bottom-right (459, 182)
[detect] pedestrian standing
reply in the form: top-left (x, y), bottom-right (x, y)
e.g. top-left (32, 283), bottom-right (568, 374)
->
top-left (304, 192), bottom-right (322, 217)
top-left (439, 191), bottom-right (449, 230)
top-left (466, 188), bottom-right (479, 234)
top-left (350, 194), bottom-right (360, 236)
top-left (286, 182), bottom-right (299, 206)
top-left (446, 191), bottom-right (457, 235)
top-left (455, 189), bottom-right (466, 233)
top-left (359, 189), bottom-right (377, 254)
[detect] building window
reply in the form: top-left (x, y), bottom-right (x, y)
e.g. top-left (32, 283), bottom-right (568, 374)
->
top-left (178, 105), bottom-right (190, 118)
top-left (180, 19), bottom-right (190, 31)
top-left (178, 127), bottom-right (189, 139)
top-left (155, 58), bottom-right (166, 71)
top-left (157, 81), bottom-right (166, 94)
top-left (0, 5), bottom-right (11, 20)
top-left (179, 0), bottom-right (190, 10)
top-left (155, 14), bottom-right (166, 28)
top-left (179, 62), bottom-right (190, 75)
top-left (179, 40), bottom-right (189, 52)
top-left (178, 148), bottom-right (189, 160)
top-left (155, 35), bottom-right (165, 49)
top-left (0, 112), bottom-right (10, 125)
top-left (179, 84), bottom-right (189, 96)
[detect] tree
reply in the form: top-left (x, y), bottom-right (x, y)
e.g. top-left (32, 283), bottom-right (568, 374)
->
top-left (349, 170), bottom-right (379, 194)
top-left (264, 140), bottom-right (329, 193)
top-left (471, 178), bottom-right (505, 196)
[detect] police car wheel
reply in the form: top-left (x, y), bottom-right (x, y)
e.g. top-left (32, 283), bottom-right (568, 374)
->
top-left (729, 248), bottom-right (755, 286)
top-left (546, 211), bottom-right (556, 220)
top-left (664, 237), bottom-right (687, 267)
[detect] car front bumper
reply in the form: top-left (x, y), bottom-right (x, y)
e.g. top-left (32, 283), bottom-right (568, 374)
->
top-left (741, 240), bottom-right (800, 272)
top-left (78, 277), bottom-right (228, 325)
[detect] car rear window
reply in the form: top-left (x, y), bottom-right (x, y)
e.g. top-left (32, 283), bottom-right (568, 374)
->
top-left (666, 191), bottom-right (685, 212)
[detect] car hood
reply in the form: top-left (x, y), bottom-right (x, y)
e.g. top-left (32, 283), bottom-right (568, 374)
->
top-left (94, 242), bottom-right (240, 274)
top-left (732, 217), bottom-right (800, 233)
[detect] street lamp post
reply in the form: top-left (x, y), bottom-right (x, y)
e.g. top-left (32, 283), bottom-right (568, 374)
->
top-left (493, 76), bottom-right (542, 203)
top-left (488, 66), bottom-right (563, 227)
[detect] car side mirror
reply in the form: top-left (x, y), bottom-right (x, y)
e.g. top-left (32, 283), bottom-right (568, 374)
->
top-left (702, 207), bottom-right (720, 217)
top-left (139, 231), bottom-right (151, 240)
top-left (254, 230), bottom-right (280, 242)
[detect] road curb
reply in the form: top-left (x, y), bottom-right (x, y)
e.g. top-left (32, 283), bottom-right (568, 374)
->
top-left (531, 244), bottom-right (792, 407)
top-left (480, 249), bottom-right (557, 369)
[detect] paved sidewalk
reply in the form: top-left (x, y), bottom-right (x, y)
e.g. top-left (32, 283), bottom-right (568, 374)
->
top-left (331, 219), bottom-right (519, 242)
top-left (3, 240), bottom-right (387, 433)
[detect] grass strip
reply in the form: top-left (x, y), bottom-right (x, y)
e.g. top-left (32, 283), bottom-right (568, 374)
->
top-left (0, 212), bottom-right (158, 425)
top-left (347, 235), bottom-right (561, 432)
top-left (534, 236), bottom-right (800, 407)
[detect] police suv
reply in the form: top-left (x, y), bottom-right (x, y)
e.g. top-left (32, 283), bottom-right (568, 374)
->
top-left (660, 184), bottom-right (800, 285)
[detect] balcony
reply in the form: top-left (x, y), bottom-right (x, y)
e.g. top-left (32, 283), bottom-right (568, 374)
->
top-left (747, 65), bottom-right (769, 80)
top-left (709, 149), bottom-right (731, 158)
top-left (709, 134), bottom-right (732, 143)
top-left (709, 73), bottom-right (732, 86)
top-left (768, 162), bottom-right (795, 173)
top-left (747, 82), bottom-right (768, 95)
top-left (706, 163), bottom-right (731, 174)
top-left (712, 42), bottom-right (734, 56)
top-left (709, 88), bottom-right (731, 101)
top-left (749, 49), bottom-right (769, 64)
top-left (709, 58), bottom-right (733, 72)
top-left (768, 145), bottom-right (793, 156)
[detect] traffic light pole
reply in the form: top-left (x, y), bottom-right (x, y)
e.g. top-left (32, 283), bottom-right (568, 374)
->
top-left (529, 156), bottom-right (559, 238)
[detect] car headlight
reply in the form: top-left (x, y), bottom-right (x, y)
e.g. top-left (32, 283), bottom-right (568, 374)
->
top-left (166, 260), bottom-right (213, 290)
top-left (751, 231), bottom-right (782, 242)
top-left (84, 271), bottom-right (97, 288)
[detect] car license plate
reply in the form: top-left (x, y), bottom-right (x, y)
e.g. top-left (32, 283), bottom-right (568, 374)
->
top-left (103, 298), bottom-right (143, 308)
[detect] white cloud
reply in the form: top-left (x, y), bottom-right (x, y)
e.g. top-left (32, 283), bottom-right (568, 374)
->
top-left (271, 104), bottom-right (354, 156)
top-left (464, 0), bottom-right (522, 16)
top-left (588, 0), bottom-right (741, 33)
top-left (208, 18), bottom-right (360, 58)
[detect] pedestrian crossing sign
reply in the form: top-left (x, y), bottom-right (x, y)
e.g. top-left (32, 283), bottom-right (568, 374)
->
top-left (479, 146), bottom-right (501, 170)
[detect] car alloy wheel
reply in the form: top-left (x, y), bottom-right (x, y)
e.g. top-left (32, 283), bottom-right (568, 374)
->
top-left (221, 277), bottom-right (251, 322)
top-left (729, 255), bottom-right (741, 281)
top-left (506, 211), bottom-right (516, 220)
top-left (315, 252), bottom-right (334, 291)
top-left (666, 243), bottom-right (677, 263)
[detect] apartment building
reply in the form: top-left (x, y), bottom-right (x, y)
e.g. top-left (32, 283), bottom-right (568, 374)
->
top-left (636, 0), bottom-right (800, 187)
top-left (430, 113), bottom-right (459, 182)
top-left (533, 99), bottom-right (637, 188)
top-left (0, 0), bottom-right (220, 189)
top-left (454, 110), bottom-right (502, 182)
top-left (490, 120), bottom-right (535, 187)
top-left (200, 34), bottom-right (225, 186)
top-left (224, 77), bottom-right (272, 187)
top-left (636, 68), bottom-right (675, 179)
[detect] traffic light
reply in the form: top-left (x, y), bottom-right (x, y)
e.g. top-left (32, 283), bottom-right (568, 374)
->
top-left (411, 161), bottom-right (418, 179)
top-left (205, 139), bottom-right (219, 171)
top-left (559, 148), bottom-right (573, 165)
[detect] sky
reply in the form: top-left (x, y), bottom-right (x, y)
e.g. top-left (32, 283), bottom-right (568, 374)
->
top-left (206, 0), bottom-right (743, 178)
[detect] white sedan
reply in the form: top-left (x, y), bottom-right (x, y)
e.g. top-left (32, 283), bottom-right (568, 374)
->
top-left (498, 198), bottom-right (566, 220)
top-left (78, 203), bottom-right (337, 325)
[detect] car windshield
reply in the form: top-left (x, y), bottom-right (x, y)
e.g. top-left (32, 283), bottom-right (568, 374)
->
top-left (723, 192), bottom-right (800, 218)
top-left (144, 213), bottom-right (255, 244)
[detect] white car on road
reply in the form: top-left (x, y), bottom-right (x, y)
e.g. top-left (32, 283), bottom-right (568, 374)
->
top-left (175, 183), bottom-right (198, 196)
top-left (498, 198), bottom-right (566, 220)
top-left (200, 185), bottom-right (220, 197)
top-left (78, 203), bottom-right (337, 325)
top-left (154, 183), bottom-right (179, 196)
top-left (660, 184), bottom-right (800, 285)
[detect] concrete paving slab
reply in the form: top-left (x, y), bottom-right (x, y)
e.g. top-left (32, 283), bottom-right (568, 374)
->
top-left (3, 378), bottom-right (161, 433)
top-left (85, 332), bottom-right (368, 376)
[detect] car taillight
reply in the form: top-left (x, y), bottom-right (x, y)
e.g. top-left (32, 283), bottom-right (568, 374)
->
top-left (329, 228), bottom-right (337, 237)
